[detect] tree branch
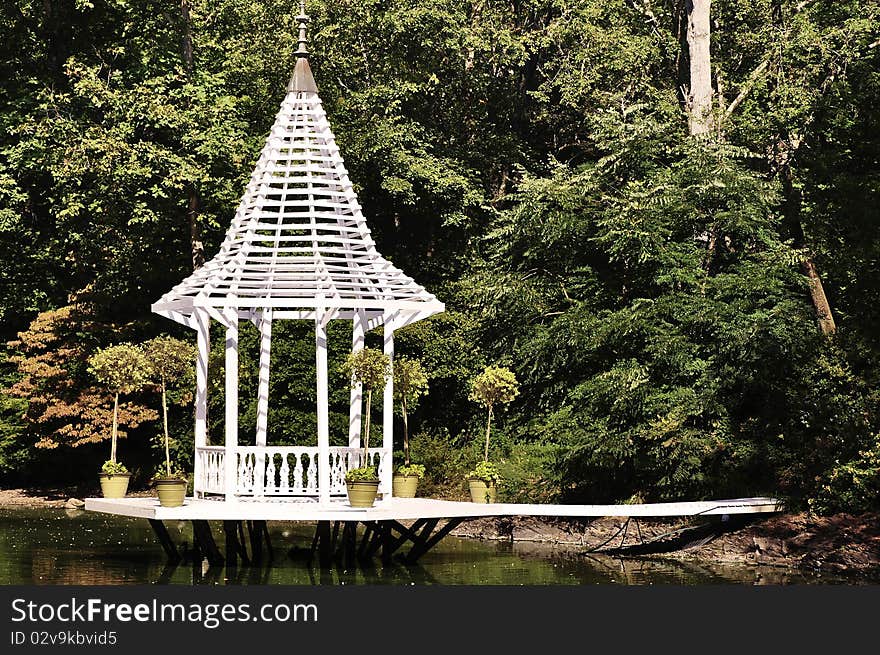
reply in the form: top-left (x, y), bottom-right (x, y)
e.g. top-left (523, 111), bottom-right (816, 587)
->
top-left (723, 58), bottom-right (770, 119)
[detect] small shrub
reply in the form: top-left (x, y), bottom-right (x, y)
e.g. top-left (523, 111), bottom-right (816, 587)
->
top-left (409, 430), bottom-right (471, 499)
top-left (345, 465), bottom-right (379, 482)
top-left (467, 461), bottom-right (501, 485)
top-left (101, 460), bottom-right (129, 475)
top-left (395, 463), bottom-right (426, 478)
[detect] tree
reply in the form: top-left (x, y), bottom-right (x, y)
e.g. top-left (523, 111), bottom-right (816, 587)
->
top-left (4, 300), bottom-right (157, 455)
top-left (686, 0), bottom-right (713, 136)
top-left (343, 347), bottom-right (391, 463)
top-left (87, 344), bottom-right (152, 466)
top-left (470, 366), bottom-right (519, 463)
top-left (142, 335), bottom-right (195, 477)
top-left (393, 357), bottom-right (428, 466)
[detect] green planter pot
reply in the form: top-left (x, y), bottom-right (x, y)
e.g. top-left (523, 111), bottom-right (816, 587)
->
top-left (99, 473), bottom-right (131, 499)
top-left (154, 478), bottom-right (187, 507)
top-left (467, 478), bottom-right (497, 504)
top-left (392, 474), bottom-right (420, 498)
top-left (346, 480), bottom-right (379, 508)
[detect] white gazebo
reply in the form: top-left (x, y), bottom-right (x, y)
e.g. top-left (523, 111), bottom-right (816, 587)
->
top-left (152, 7), bottom-right (443, 505)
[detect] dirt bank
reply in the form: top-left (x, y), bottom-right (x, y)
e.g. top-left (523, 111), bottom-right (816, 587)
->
top-left (0, 487), bottom-right (152, 508)
top-left (663, 512), bottom-right (880, 575)
top-left (450, 512), bottom-right (880, 576)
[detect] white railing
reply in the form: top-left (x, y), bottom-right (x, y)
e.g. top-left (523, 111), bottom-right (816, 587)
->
top-left (195, 445), bottom-right (391, 498)
top-left (197, 446), bottom-right (226, 494)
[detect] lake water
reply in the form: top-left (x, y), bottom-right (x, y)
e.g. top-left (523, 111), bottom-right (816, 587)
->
top-left (0, 508), bottom-right (859, 585)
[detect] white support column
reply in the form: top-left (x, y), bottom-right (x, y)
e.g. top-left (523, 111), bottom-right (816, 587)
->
top-left (255, 309), bottom-right (272, 446)
top-left (315, 306), bottom-right (331, 504)
top-left (193, 310), bottom-right (209, 498)
top-left (348, 309), bottom-right (365, 447)
top-left (224, 309), bottom-right (239, 502)
top-left (254, 309), bottom-right (272, 497)
top-left (382, 313), bottom-right (395, 498)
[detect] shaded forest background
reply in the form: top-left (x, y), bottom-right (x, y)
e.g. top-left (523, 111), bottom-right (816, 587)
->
top-left (1, 0), bottom-right (878, 512)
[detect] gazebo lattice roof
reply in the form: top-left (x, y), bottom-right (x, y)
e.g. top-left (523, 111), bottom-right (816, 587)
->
top-left (152, 17), bottom-right (443, 327)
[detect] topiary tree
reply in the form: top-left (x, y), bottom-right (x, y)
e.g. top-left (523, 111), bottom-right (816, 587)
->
top-left (88, 343), bottom-right (152, 469)
top-left (394, 357), bottom-right (428, 467)
top-left (143, 336), bottom-right (195, 478)
top-left (343, 347), bottom-right (391, 473)
top-left (470, 366), bottom-right (519, 463)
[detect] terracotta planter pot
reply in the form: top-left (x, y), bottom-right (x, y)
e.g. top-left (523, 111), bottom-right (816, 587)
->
top-left (392, 474), bottom-right (420, 498)
top-left (346, 480), bottom-right (379, 508)
top-left (467, 478), bottom-right (497, 504)
top-left (154, 478), bottom-right (187, 507)
top-left (99, 473), bottom-right (131, 499)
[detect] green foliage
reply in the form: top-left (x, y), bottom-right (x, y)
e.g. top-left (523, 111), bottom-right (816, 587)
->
top-left (469, 366), bottom-right (519, 410)
top-left (344, 346), bottom-right (390, 454)
top-left (88, 344), bottom-right (152, 395)
top-left (467, 461), bottom-right (501, 486)
top-left (497, 441), bottom-right (566, 504)
top-left (343, 347), bottom-right (391, 392)
top-left (142, 336), bottom-right (194, 387)
top-left (142, 335), bottom-right (194, 476)
top-left (408, 430), bottom-right (471, 499)
top-left (394, 358), bottom-right (428, 409)
top-left (395, 463), bottom-right (425, 478)
top-left (471, 365), bottom-right (519, 462)
top-left (151, 462), bottom-right (188, 482)
top-left (88, 342), bottom-right (152, 465)
top-left (101, 460), bottom-right (128, 475)
top-left (344, 466), bottom-right (378, 482)
top-left (810, 437), bottom-right (880, 514)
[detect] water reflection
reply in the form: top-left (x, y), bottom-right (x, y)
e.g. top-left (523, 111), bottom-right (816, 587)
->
top-left (0, 508), bottom-right (860, 586)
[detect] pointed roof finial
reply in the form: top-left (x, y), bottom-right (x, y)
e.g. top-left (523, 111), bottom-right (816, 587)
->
top-left (295, 1), bottom-right (309, 58)
top-left (288, 1), bottom-right (318, 93)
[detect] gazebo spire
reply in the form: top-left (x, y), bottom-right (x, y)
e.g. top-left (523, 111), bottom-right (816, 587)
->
top-left (295, 1), bottom-right (309, 58)
top-left (288, 1), bottom-right (317, 93)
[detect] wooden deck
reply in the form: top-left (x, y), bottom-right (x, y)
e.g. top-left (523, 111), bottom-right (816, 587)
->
top-left (85, 496), bottom-right (782, 522)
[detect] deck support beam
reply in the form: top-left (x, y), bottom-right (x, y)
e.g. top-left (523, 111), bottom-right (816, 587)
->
top-left (148, 519), bottom-right (181, 564)
top-left (405, 518), bottom-right (464, 563)
top-left (191, 520), bottom-right (224, 567)
top-left (223, 520), bottom-right (250, 567)
top-left (246, 520), bottom-right (272, 564)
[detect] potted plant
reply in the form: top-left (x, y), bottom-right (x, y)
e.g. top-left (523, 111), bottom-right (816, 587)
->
top-left (467, 365), bottom-right (519, 503)
top-left (143, 336), bottom-right (195, 507)
top-left (466, 461), bottom-right (501, 503)
top-left (151, 463), bottom-right (189, 508)
top-left (88, 343), bottom-right (152, 498)
top-left (392, 357), bottom-right (428, 497)
top-left (343, 347), bottom-right (391, 508)
top-left (393, 463), bottom-right (426, 498)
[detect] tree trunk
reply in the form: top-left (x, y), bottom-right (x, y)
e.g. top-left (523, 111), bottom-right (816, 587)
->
top-left (778, 146), bottom-right (837, 335)
top-left (162, 379), bottom-right (171, 476)
top-left (401, 396), bottom-right (410, 466)
top-left (802, 258), bottom-right (836, 335)
top-left (483, 406), bottom-right (493, 462)
top-left (180, 0), bottom-right (203, 270)
top-left (363, 388), bottom-right (372, 458)
top-left (111, 391), bottom-right (119, 463)
top-left (188, 191), bottom-right (204, 269)
top-left (686, 0), bottom-right (713, 136)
